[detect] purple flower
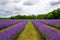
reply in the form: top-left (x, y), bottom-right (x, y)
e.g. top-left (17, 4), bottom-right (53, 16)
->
top-left (32, 20), bottom-right (60, 40)
top-left (0, 20), bottom-right (28, 40)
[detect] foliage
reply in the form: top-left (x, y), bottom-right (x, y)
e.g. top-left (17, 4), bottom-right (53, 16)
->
top-left (10, 15), bottom-right (37, 19)
top-left (0, 8), bottom-right (60, 19)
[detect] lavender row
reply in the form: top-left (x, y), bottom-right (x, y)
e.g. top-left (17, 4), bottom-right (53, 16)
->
top-left (39, 20), bottom-right (60, 27)
top-left (32, 20), bottom-right (60, 40)
top-left (0, 20), bottom-right (24, 29)
top-left (0, 20), bottom-right (28, 40)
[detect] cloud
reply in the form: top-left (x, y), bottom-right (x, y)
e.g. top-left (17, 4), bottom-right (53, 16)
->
top-left (0, 0), bottom-right (60, 17)
top-left (50, 0), bottom-right (60, 6)
top-left (23, 2), bottom-right (33, 6)
top-left (13, 0), bottom-right (21, 3)
top-left (23, 0), bottom-right (39, 6)
top-left (14, 7), bottom-right (22, 11)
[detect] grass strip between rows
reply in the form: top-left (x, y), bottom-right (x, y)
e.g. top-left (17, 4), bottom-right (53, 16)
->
top-left (16, 21), bottom-right (44, 40)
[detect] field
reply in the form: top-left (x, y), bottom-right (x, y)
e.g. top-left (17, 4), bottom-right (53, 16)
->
top-left (0, 20), bottom-right (60, 40)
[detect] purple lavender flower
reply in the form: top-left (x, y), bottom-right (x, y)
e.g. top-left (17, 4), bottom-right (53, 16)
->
top-left (32, 20), bottom-right (60, 40)
top-left (0, 20), bottom-right (24, 29)
top-left (39, 20), bottom-right (60, 27)
top-left (0, 20), bottom-right (28, 40)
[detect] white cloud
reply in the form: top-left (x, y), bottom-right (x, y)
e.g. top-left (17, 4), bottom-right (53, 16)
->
top-left (0, 0), bottom-right (60, 17)
top-left (50, 0), bottom-right (60, 6)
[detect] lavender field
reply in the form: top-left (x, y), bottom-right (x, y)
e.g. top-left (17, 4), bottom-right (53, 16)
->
top-left (0, 20), bottom-right (60, 40)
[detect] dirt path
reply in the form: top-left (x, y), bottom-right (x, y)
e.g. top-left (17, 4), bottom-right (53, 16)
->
top-left (16, 21), bottom-right (43, 40)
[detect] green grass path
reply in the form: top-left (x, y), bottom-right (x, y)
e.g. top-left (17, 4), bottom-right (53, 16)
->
top-left (16, 21), bottom-right (43, 40)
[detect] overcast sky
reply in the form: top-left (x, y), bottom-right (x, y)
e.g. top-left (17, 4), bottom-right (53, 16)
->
top-left (0, 0), bottom-right (60, 17)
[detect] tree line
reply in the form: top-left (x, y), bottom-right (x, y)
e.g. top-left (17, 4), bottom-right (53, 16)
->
top-left (10, 8), bottom-right (60, 19)
top-left (0, 8), bottom-right (60, 19)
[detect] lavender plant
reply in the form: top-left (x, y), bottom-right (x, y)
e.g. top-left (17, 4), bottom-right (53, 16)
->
top-left (32, 20), bottom-right (60, 40)
top-left (0, 20), bottom-right (28, 40)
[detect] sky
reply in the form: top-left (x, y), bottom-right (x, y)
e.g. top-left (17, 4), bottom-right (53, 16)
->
top-left (0, 0), bottom-right (60, 17)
